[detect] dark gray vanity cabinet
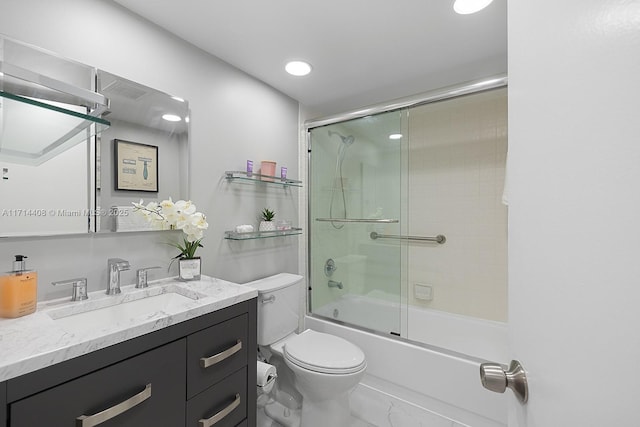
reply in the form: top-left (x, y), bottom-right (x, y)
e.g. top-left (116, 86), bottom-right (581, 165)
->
top-left (3, 298), bottom-right (257, 427)
top-left (0, 381), bottom-right (6, 427)
top-left (11, 339), bottom-right (186, 426)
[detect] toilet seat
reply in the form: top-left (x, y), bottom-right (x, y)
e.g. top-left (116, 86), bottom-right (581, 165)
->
top-left (283, 329), bottom-right (366, 374)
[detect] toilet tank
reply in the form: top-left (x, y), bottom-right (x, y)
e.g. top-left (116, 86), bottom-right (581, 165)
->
top-left (244, 273), bottom-right (303, 346)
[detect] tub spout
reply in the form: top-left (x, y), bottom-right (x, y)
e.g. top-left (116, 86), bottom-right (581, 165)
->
top-left (328, 280), bottom-right (343, 290)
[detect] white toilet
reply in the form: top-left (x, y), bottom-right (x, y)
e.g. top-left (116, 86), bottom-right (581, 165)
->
top-left (246, 273), bottom-right (366, 427)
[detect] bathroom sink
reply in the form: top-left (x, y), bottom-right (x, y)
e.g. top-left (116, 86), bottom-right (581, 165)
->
top-left (47, 288), bottom-right (202, 333)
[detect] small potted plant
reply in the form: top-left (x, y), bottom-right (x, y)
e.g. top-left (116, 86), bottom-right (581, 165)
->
top-left (259, 208), bottom-right (276, 232)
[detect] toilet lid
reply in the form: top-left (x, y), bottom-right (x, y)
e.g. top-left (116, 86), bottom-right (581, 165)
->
top-left (283, 330), bottom-right (366, 374)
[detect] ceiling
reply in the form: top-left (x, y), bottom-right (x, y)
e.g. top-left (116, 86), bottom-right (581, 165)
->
top-left (112, 0), bottom-right (507, 117)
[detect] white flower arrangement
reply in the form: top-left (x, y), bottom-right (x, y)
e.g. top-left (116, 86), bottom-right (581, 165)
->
top-left (132, 198), bottom-right (209, 259)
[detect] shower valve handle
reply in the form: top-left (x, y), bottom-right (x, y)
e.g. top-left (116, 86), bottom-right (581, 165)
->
top-left (324, 259), bottom-right (337, 277)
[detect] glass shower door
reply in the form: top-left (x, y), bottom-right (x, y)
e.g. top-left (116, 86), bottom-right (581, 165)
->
top-left (308, 110), bottom-right (406, 336)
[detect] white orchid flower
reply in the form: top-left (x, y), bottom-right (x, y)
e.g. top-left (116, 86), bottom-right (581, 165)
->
top-left (191, 212), bottom-right (209, 229)
top-left (175, 199), bottom-right (196, 215)
top-left (132, 200), bottom-right (163, 221)
top-left (133, 198), bottom-right (207, 258)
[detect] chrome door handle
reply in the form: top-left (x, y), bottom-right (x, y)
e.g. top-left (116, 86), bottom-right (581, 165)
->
top-left (200, 340), bottom-right (243, 368)
top-left (480, 360), bottom-right (528, 404)
top-left (198, 393), bottom-right (241, 427)
top-left (76, 383), bottom-right (152, 426)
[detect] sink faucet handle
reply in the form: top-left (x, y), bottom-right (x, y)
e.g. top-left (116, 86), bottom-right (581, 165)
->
top-left (136, 266), bottom-right (162, 289)
top-left (52, 277), bottom-right (88, 301)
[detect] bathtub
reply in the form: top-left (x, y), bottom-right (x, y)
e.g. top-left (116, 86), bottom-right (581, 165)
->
top-left (308, 295), bottom-right (508, 427)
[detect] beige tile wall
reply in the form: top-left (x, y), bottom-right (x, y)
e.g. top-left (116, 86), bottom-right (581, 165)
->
top-left (407, 88), bottom-right (508, 322)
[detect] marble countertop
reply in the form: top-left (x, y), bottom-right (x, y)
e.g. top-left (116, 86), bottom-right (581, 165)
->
top-left (0, 275), bottom-right (257, 382)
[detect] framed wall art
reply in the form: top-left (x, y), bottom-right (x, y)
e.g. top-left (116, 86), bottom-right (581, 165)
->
top-left (114, 139), bottom-right (158, 192)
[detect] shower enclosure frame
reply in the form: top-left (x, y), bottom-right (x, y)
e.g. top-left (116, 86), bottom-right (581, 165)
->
top-left (304, 74), bottom-right (508, 356)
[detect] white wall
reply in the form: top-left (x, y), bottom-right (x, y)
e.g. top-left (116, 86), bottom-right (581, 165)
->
top-left (0, 0), bottom-right (300, 300)
top-left (509, 0), bottom-right (640, 424)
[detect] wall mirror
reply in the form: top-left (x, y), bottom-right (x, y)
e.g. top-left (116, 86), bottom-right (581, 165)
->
top-left (95, 70), bottom-right (189, 233)
top-left (0, 35), bottom-right (189, 237)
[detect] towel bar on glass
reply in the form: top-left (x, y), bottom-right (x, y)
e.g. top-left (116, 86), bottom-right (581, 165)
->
top-left (369, 231), bottom-right (446, 244)
top-left (315, 218), bottom-right (399, 224)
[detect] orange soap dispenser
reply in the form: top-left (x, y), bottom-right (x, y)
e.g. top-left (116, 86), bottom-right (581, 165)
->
top-left (0, 255), bottom-right (38, 318)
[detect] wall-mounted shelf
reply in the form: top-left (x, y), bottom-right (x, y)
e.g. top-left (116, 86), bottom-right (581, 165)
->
top-left (224, 227), bottom-right (303, 240)
top-left (0, 56), bottom-right (111, 166)
top-left (225, 171), bottom-right (303, 188)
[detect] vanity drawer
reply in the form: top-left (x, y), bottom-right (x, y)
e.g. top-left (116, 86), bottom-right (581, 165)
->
top-left (186, 367), bottom-right (247, 427)
top-left (187, 314), bottom-right (248, 399)
top-left (10, 339), bottom-right (186, 427)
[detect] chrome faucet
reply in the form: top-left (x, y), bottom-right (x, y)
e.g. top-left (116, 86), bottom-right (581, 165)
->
top-left (107, 258), bottom-right (130, 295)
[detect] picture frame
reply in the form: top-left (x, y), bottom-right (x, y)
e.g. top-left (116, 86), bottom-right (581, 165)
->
top-left (114, 139), bottom-right (158, 192)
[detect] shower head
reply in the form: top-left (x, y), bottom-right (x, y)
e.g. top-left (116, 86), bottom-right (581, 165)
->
top-left (328, 130), bottom-right (355, 146)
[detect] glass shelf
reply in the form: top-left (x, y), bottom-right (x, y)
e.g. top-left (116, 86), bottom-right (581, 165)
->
top-left (0, 91), bottom-right (110, 165)
top-left (0, 51), bottom-right (111, 166)
top-left (225, 171), bottom-right (303, 187)
top-left (224, 227), bottom-right (303, 240)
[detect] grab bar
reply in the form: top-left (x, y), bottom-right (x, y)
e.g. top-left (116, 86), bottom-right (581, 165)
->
top-left (315, 218), bottom-right (399, 224)
top-left (370, 231), bottom-right (446, 244)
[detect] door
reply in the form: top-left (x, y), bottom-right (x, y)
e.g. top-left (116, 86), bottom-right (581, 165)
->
top-left (495, 0), bottom-right (640, 425)
top-left (308, 112), bottom-right (405, 336)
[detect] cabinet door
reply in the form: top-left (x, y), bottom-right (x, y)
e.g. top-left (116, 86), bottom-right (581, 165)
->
top-left (10, 339), bottom-right (186, 427)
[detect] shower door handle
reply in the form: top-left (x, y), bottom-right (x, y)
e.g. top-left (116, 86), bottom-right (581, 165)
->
top-left (480, 360), bottom-right (528, 404)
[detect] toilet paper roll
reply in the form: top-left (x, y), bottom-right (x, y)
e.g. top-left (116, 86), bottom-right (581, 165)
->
top-left (257, 360), bottom-right (277, 394)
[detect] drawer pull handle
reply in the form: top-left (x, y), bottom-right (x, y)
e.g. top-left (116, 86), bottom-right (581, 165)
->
top-left (199, 393), bottom-right (241, 427)
top-left (76, 383), bottom-right (152, 427)
top-left (200, 340), bottom-right (243, 368)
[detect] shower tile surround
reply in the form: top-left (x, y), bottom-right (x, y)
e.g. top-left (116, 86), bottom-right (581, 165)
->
top-left (407, 88), bottom-right (508, 323)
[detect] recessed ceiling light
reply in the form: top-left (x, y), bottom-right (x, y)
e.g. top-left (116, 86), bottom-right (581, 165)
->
top-left (453, 0), bottom-right (494, 14)
top-left (285, 61), bottom-right (312, 76)
top-left (389, 133), bottom-right (403, 140)
top-left (162, 114), bottom-right (181, 122)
